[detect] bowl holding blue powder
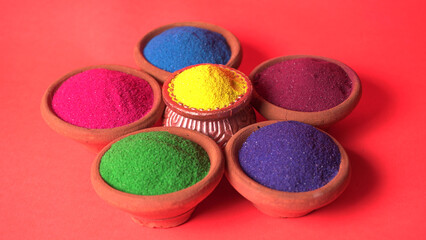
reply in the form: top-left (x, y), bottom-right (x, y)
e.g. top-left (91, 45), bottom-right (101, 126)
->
top-left (224, 120), bottom-right (351, 217)
top-left (144, 26), bottom-right (230, 72)
top-left (134, 22), bottom-right (242, 83)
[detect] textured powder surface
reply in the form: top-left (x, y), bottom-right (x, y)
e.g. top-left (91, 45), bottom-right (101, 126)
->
top-left (171, 65), bottom-right (247, 110)
top-left (253, 58), bottom-right (352, 112)
top-left (99, 131), bottom-right (210, 195)
top-left (239, 121), bottom-right (341, 192)
top-left (143, 26), bottom-right (231, 72)
top-left (52, 69), bottom-right (154, 129)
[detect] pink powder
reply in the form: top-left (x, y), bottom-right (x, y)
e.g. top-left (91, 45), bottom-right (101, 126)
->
top-left (52, 68), bottom-right (154, 129)
top-left (253, 58), bottom-right (352, 112)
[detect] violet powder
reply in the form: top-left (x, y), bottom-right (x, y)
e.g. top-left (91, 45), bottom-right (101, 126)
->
top-left (238, 121), bottom-right (341, 192)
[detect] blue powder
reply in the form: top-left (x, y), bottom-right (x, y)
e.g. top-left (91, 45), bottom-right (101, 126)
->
top-left (238, 121), bottom-right (341, 192)
top-left (143, 26), bottom-right (231, 72)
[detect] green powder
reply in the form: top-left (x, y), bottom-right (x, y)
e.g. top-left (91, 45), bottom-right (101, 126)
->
top-left (99, 131), bottom-right (210, 195)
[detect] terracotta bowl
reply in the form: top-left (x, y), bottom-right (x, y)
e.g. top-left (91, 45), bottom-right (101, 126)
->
top-left (224, 120), bottom-right (351, 218)
top-left (162, 64), bottom-right (256, 148)
top-left (91, 127), bottom-right (224, 228)
top-left (249, 55), bottom-right (362, 128)
top-left (134, 21), bottom-right (242, 83)
top-left (40, 65), bottom-right (165, 152)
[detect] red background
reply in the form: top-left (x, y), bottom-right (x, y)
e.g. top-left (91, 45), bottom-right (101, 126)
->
top-left (1, 0), bottom-right (425, 239)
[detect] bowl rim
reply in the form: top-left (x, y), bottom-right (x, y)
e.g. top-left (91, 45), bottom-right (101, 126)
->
top-left (162, 63), bottom-right (253, 120)
top-left (225, 120), bottom-right (350, 211)
top-left (134, 21), bottom-right (242, 83)
top-left (91, 126), bottom-right (224, 218)
top-left (40, 64), bottom-right (164, 144)
top-left (249, 55), bottom-right (362, 127)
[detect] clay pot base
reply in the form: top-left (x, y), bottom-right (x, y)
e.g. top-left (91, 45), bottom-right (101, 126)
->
top-left (163, 104), bottom-right (256, 148)
top-left (134, 21), bottom-right (242, 83)
top-left (131, 208), bottom-right (195, 228)
top-left (225, 120), bottom-right (351, 218)
top-left (249, 55), bottom-right (362, 128)
top-left (40, 65), bottom-right (164, 152)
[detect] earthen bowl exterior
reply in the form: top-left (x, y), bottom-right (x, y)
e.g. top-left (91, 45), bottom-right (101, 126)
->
top-left (134, 21), bottom-right (242, 83)
top-left (224, 120), bottom-right (351, 217)
top-left (91, 127), bottom-right (224, 228)
top-left (40, 65), bottom-right (165, 152)
top-left (162, 64), bottom-right (256, 148)
top-left (249, 55), bottom-right (362, 128)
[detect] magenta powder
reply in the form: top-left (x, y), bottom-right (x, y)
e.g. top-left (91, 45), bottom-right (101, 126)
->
top-left (52, 68), bottom-right (154, 129)
top-left (253, 58), bottom-right (352, 112)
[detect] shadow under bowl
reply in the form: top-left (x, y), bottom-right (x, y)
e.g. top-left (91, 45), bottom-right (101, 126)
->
top-left (91, 127), bottom-right (224, 228)
top-left (249, 55), bottom-right (362, 128)
top-left (224, 120), bottom-right (351, 217)
top-left (40, 65), bottom-right (165, 152)
top-left (134, 21), bottom-right (242, 84)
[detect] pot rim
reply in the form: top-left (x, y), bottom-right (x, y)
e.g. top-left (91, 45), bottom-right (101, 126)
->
top-left (162, 63), bottom-right (253, 120)
top-left (134, 21), bottom-right (242, 83)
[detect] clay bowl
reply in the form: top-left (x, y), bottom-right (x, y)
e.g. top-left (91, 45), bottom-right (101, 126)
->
top-left (134, 21), bottom-right (242, 83)
top-left (40, 65), bottom-right (165, 152)
top-left (249, 55), bottom-right (362, 128)
top-left (162, 64), bottom-right (256, 148)
top-left (91, 126), bottom-right (224, 228)
top-left (224, 120), bottom-right (351, 218)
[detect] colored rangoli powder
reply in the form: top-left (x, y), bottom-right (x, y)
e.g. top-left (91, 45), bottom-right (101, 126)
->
top-left (52, 68), bottom-right (153, 129)
top-left (143, 26), bottom-right (231, 72)
top-left (170, 64), bottom-right (247, 110)
top-left (239, 121), bottom-right (341, 192)
top-left (253, 58), bottom-right (352, 112)
top-left (99, 131), bottom-right (210, 195)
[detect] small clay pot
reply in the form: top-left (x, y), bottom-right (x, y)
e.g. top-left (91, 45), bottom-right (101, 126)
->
top-left (134, 21), bottom-right (242, 83)
top-left (162, 64), bottom-right (256, 148)
top-left (249, 55), bottom-right (362, 128)
top-left (91, 127), bottom-right (224, 228)
top-left (224, 120), bottom-right (351, 218)
top-left (40, 65), bottom-right (165, 152)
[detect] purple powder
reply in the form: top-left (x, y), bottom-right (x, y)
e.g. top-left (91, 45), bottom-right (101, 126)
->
top-left (52, 68), bottom-right (154, 129)
top-left (253, 58), bottom-right (352, 112)
top-left (238, 121), bottom-right (341, 192)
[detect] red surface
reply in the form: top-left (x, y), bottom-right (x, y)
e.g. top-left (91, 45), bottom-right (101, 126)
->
top-left (1, 0), bottom-right (425, 239)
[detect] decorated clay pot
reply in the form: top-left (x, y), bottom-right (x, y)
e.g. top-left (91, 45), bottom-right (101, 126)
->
top-left (40, 65), bottom-right (164, 152)
top-left (162, 64), bottom-right (256, 148)
top-left (224, 120), bottom-right (351, 217)
top-left (91, 127), bottom-right (224, 228)
top-left (134, 21), bottom-right (242, 83)
top-left (249, 55), bottom-right (362, 128)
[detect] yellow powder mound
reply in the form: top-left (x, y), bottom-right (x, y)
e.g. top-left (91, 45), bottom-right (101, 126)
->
top-left (171, 64), bottom-right (247, 110)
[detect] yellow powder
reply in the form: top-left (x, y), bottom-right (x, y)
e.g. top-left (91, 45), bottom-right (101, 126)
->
top-left (170, 65), bottom-right (247, 110)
